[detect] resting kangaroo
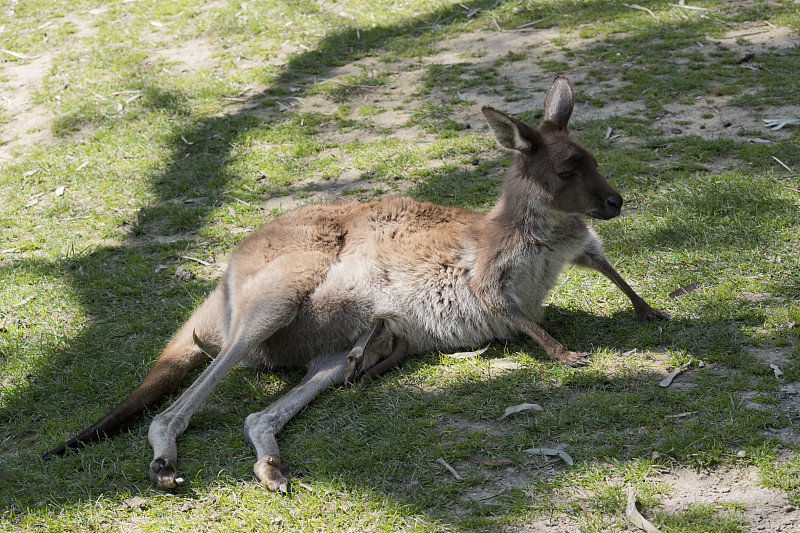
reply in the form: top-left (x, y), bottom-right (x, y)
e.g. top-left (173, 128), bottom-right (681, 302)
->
top-left (43, 76), bottom-right (668, 492)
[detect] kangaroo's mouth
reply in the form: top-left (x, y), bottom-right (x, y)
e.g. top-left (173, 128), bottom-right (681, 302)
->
top-left (588, 206), bottom-right (621, 220)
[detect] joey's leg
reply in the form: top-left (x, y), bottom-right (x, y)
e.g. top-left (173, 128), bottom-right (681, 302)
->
top-left (148, 253), bottom-right (329, 489)
top-left (360, 338), bottom-right (409, 387)
top-left (343, 319), bottom-right (384, 386)
top-left (245, 353), bottom-right (348, 492)
top-left (572, 247), bottom-right (670, 321)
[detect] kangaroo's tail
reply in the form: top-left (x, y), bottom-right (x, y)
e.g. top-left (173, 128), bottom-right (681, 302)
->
top-left (42, 291), bottom-right (223, 458)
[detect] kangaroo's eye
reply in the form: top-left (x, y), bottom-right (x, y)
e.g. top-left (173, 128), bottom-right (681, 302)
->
top-left (558, 171), bottom-right (575, 180)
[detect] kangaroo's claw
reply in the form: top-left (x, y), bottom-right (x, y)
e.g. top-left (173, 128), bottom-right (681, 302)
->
top-left (149, 457), bottom-right (184, 490)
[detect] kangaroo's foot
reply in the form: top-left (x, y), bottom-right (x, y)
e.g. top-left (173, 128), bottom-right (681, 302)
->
top-left (635, 304), bottom-right (671, 322)
top-left (149, 457), bottom-right (184, 489)
top-left (254, 455), bottom-right (288, 493)
top-left (554, 349), bottom-right (590, 366)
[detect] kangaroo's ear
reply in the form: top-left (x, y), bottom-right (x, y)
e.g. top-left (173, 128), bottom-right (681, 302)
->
top-left (482, 106), bottom-right (540, 153)
top-left (543, 75), bottom-right (573, 130)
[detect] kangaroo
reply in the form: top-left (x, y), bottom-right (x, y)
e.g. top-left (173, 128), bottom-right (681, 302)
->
top-left (43, 76), bottom-right (668, 492)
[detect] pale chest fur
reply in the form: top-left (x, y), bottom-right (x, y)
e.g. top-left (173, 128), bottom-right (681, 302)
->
top-left (509, 221), bottom-right (595, 321)
top-left (368, 213), bottom-right (595, 353)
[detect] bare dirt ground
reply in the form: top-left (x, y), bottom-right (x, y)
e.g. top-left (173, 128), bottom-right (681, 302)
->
top-left (1, 13), bottom-right (797, 530)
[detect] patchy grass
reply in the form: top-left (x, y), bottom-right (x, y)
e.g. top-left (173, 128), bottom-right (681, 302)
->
top-left (1, 0), bottom-right (799, 531)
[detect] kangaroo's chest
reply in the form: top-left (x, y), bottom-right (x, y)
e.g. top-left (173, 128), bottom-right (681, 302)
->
top-left (509, 231), bottom-right (589, 317)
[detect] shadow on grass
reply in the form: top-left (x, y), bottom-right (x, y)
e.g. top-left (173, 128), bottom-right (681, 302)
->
top-left (1, 0), bottom-right (797, 528)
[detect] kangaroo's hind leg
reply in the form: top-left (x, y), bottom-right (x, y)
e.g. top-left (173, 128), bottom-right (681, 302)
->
top-left (245, 352), bottom-right (350, 492)
top-left (245, 319), bottom-right (391, 492)
top-left (148, 252), bottom-right (330, 489)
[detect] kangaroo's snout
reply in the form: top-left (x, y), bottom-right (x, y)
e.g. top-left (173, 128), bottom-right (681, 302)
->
top-left (605, 193), bottom-right (623, 217)
top-left (589, 191), bottom-right (623, 220)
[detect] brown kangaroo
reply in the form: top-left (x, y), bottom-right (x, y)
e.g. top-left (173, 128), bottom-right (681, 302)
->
top-left (43, 76), bottom-right (668, 492)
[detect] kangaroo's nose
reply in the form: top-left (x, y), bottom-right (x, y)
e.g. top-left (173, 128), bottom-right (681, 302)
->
top-left (606, 194), bottom-right (622, 212)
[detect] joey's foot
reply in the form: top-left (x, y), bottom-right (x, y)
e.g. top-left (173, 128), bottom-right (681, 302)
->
top-left (149, 457), bottom-right (184, 490)
top-left (554, 350), bottom-right (591, 367)
top-left (343, 354), bottom-right (362, 386)
top-left (254, 456), bottom-right (288, 493)
top-left (636, 305), bottom-right (671, 322)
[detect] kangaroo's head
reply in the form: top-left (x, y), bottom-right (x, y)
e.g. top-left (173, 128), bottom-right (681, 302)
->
top-left (482, 76), bottom-right (622, 220)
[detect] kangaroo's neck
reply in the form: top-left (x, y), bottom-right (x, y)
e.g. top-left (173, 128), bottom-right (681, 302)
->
top-left (484, 159), bottom-right (570, 244)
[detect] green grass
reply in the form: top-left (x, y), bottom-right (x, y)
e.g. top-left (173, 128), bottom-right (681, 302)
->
top-left (2, 0), bottom-right (800, 531)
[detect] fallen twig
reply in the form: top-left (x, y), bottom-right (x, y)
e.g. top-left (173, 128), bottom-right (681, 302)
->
top-left (513, 18), bottom-right (546, 30)
top-left (180, 255), bottom-right (213, 267)
top-left (624, 3), bottom-right (658, 20)
top-left (665, 411), bottom-right (697, 419)
top-left (763, 117), bottom-right (800, 130)
top-left (1, 49), bottom-right (27, 59)
top-left (771, 156), bottom-right (793, 172)
top-left (437, 458), bottom-right (463, 480)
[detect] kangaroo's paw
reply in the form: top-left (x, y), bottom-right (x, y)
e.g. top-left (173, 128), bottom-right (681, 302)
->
top-left (555, 350), bottom-right (591, 367)
top-left (254, 456), bottom-right (288, 493)
top-left (149, 457), bottom-right (184, 490)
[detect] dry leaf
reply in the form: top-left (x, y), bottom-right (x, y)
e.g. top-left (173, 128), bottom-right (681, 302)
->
top-left (489, 360), bottom-right (522, 372)
top-left (1, 49), bottom-right (27, 59)
top-left (121, 496), bottom-right (147, 509)
top-left (669, 281), bottom-right (697, 299)
top-left (626, 487), bottom-right (663, 532)
top-left (524, 446), bottom-right (573, 465)
top-left (769, 363), bottom-right (783, 379)
top-left (499, 403), bottom-right (543, 420)
top-left (659, 360), bottom-right (692, 387)
top-left (763, 117), bottom-right (800, 130)
top-left (443, 344), bottom-right (490, 359)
